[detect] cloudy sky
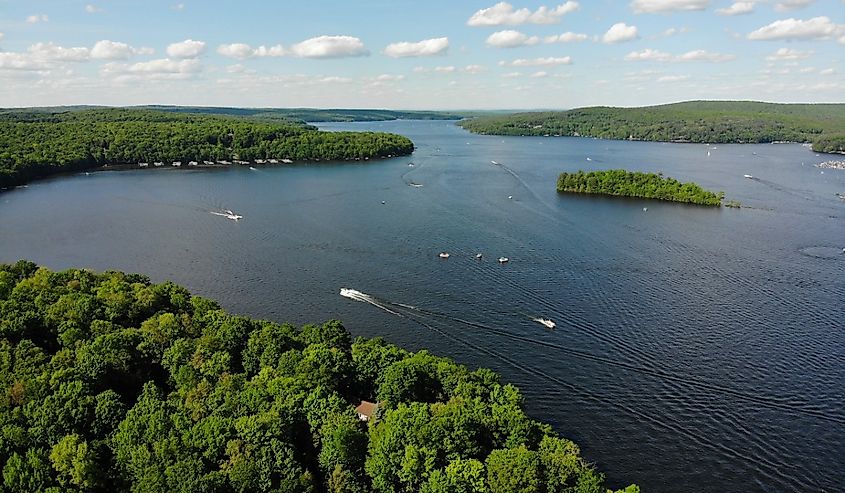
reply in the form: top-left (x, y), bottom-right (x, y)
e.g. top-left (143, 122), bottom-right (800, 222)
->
top-left (1, 0), bottom-right (843, 109)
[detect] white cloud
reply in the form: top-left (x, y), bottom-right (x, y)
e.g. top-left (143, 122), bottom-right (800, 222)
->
top-left (631, 0), bottom-right (709, 13)
top-left (748, 17), bottom-right (845, 41)
top-left (819, 67), bottom-right (835, 75)
top-left (467, 1), bottom-right (580, 26)
top-left (289, 35), bottom-right (369, 58)
top-left (464, 64), bottom-right (485, 74)
top-left (509, 56), bottom-right (572, 66)
top-left (101, 57), bottom-right (202, 81)
top-left (502, 71), bottom-right (522, 78)
top-left (85, 4), bottom-right (102, 13)
top-left (486, 30), bottom-right (540, 48)
top-left (625, 48), bottom-right (672, 61)
top-left (657, 74), bottom-right (690, 82)
top-left (625, 48), bottom-right (734, 62)
top-left (765, 47), bottom-right (813, 61)
top-left (774, 0), bottom-right (814, 12)
top-left (677, 49), bottom-right (734, 62)
top-left (374, 74), bottom-right (405, 81)
top-left (28, 42), bottom-right (89, 62)
top-left (530, 71), bottom-right (548, 78)
top-left (171, 3), bottom-right (185, 11)
top-left (384, 37), bottom-right (449, 57)
top-left (26, 14), bottom-right (49, 24)
top-left (166, 39), bottom-right (206, 58)
top-left (0, 52), bottom-right (48, 71)
top-left (434, 65), bottom-right (456, 73)
top-left (91, 40), bottom-right (152, 60)
top-left (716, 2), bottom-right (755, 15)
top-left (602, 23), bottom-right (640, 43)
top-left (544, 32), bottom-right (588, 43)
top-left (217, 43), bottom-right (255, 59)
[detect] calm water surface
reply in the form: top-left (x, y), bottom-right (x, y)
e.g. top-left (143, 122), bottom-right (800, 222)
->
top-left (1, 120), bottom-right (843, 492)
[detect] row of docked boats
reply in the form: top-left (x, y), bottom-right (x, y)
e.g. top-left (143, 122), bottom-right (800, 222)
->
top-left (138, 158), bottom-right (295, 168)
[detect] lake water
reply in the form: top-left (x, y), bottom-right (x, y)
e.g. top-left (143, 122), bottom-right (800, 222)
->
top-left (1, 120), bottom-right (843, 492)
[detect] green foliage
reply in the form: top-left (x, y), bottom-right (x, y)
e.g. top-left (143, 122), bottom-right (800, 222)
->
top-left (0, 108), bottom-right (415, 188)
top-left (459, 100), bottom-right (845, 148)
top-left (811, 134), bottom-right (845, 154)
top-left (0, 262), bottom-right (634, 492)
top-left (557, 169), bottom-right (723, 206)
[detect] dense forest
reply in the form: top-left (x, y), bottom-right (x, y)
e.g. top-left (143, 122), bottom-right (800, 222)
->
top-left (0, 261), bottom-right (638, 493)
top-left (0, 109), bottom-right (415, 188)
top-left (557, 169), bottom-right (724, 206)
top-left (459, 101), bottom-right (845, 152)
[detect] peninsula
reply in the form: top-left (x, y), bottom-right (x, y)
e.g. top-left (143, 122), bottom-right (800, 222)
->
top-left (459, 101), bottom-right (845, 154)
top-left (0, 261), bottom-right (638, 493)
top-left (0, 108), bottom-right (415, 189)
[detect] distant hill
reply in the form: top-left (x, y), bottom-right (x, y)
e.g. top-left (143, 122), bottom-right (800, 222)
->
top-left (137, 106), bottom-right (469, 123)
top-left (458, 101), bottom-right (845, 154)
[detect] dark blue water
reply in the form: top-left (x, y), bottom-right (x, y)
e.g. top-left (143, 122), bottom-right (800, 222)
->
top-left (1, 120), bottom-right (843, 492)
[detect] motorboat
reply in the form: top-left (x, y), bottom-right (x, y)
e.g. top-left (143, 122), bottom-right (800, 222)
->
top-left (498, 257), bottom-right (509, 263)
top-left (439, 252), bottom-right (450, 259)
top-left (475, 253), bottom-right (483, 259)
top-left (533, 318), bottom-right (556, 329)
top-left (744, 174), bottom-right (753, 179)
top-left (211, 210), bottom-right (242, 221)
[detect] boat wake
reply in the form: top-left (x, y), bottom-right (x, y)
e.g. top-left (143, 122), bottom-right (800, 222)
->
top-left (339, 288), bottom-right (402, 316)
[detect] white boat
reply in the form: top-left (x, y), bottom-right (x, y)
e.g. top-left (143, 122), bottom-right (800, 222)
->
top-left (211, 209), bottom-right (242, 221)
top-left (139, 162), bottom-right (149, 167)
top-left (533, 318), bottom-right (556, 329)
top-left (586, 157), bottom-right (592, 161)
top-left (188, 161), bottom-right (198, 166)
top-left (249, 167), bottom-right (257, 171)
top-left (744, 174), bottom-right (753, 179)
top-left (172, 161), bottom-right (182, 167)
top-left (203, 161), bottom-right (214, 165)
top-left (281, 159), bottom-right (293, 164)
top-left (491, 161), bottom-right (500, 165)
top-left (508, 196), bottom-right (513, 199)
top-left (439, 252), bottom-right (450, 259)
top-left (153, 162), bottom-right (164, 167)
top-left (476, 253), bottom-right (483, 259)
top-left (643, 207), bottom-right (648, 212)
top-left (498, 257), bottom-right (509, 263)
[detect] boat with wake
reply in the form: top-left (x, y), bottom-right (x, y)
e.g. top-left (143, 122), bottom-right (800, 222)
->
top-left (210, 209), bottom-right (243, 221)
top-left (533, 318), bottom-right (556, 329)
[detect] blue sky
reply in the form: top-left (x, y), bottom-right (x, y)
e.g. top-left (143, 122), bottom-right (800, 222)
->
top-left (0, 0), bottom-right (843, 108)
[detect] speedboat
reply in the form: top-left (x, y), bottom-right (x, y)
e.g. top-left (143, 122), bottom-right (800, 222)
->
top-left (498, 257), bottom-right (509, 263)
top-left (491, 161), bottom-right (500, 165)
top-left (744, 174), bottom-right (753, 179)
top-left (533, 318), bottom-right (555, 329)
top-left (475, 253), bottom-right (483, 259)
top-left (439, 252), bottom-right (450, 259)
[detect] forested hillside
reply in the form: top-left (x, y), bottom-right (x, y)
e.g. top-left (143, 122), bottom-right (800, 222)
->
top-left (0, 109), bottom-right (414, 188)
top-left (0, 261), bottom-right (638, 493)
top-left (459, 101), bottom-right (845, 153)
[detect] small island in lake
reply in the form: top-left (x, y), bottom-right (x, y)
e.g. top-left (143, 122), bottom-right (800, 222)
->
top-left (557, 169), bottom-right (724, 206)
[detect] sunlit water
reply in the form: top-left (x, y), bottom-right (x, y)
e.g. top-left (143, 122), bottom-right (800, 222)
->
top-left (1, 120), bottom-right (843, 492)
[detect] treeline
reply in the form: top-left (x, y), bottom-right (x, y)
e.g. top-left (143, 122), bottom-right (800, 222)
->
top-left (459, 101), bottom-right (845, 147)
top-left (139, 106), bottom-right (468, 123)
top-left (0, 261), bottom-right (638, 493)
top-left (0, 109), bottom-right (414, 188)
top-left (557, 169), bottom-right (723, 206)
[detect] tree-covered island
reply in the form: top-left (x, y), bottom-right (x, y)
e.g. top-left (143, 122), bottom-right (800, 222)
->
top-left (459, 101), bottom-right (845, 154)
top-left (0, 261), bottom-right (639, 493)
top-left (557, 169), bottom-right (724, 206)
top-left (0, 108), bottom-right (415, 189)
